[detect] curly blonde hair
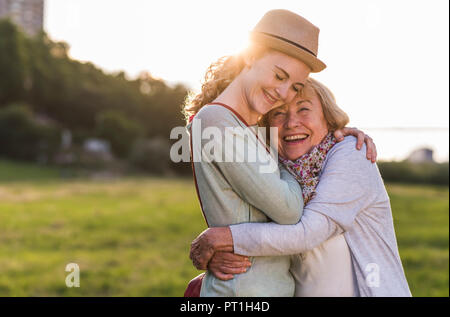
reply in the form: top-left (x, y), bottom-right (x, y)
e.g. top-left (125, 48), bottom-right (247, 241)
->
top-left (182, 44), bottom-right (269, 122)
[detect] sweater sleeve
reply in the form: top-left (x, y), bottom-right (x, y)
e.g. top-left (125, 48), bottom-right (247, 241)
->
top-left (230, 136), bottom-right (380, 256)
top-left (230, 209), bottom-right (342, 256)
top-left (214, 159), bottom-right (304, 225)
top-left (305, 137), bottom-right (381, 230)
top-left (193, 106), bottom-right (304, 225)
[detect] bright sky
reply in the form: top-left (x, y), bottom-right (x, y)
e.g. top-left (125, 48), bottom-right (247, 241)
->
top-left (44, 0), bottom-right (449, 160)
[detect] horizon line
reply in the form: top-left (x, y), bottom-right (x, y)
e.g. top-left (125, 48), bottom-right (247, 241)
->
top-left (358, 127), bottom-right (449, 131)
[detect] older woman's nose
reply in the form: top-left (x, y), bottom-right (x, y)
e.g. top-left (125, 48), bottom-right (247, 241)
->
top-left (285, 113), bottom-right (300, 129)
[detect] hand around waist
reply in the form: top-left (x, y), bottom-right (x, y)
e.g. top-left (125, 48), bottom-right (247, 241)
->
top-left (189, 227), bottom-right (251, 280)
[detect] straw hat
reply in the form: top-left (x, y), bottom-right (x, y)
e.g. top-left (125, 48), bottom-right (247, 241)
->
top-left (250, 9), bottom-right (326, 73)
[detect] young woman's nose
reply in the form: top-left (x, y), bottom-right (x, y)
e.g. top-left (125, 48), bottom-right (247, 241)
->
top-left (275, 83), bottom-right (296, 103)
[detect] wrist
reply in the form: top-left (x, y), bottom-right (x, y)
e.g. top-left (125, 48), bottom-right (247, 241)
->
top-left (207, 227), bottom-right (234, 252)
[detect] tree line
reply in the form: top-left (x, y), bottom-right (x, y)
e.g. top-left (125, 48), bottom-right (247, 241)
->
top-left (0, 19), bottom-right (447, 184)
top-left (0, 19), bottom-right (190, 175)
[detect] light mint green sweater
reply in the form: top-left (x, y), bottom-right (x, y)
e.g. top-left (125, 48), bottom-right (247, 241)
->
top-left (188, 104), bottom-right (304, 297)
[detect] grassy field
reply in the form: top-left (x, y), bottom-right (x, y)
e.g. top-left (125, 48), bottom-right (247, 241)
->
top-left (0, 159), bottom-right (448, 296)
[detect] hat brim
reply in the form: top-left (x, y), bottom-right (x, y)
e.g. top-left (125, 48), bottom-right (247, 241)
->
top-left (250, 32), bottom-right (326, 73)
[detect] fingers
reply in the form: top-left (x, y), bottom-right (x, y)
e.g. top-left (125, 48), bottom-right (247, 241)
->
top-left (219, 259), bottom-right (250, 268)
top-left (208, 258), bottom-right (250, 281)
top-left (363, 134), bottom-right (378, 163)
top-left (211, 252), bottom-right (251, 268)
top-left (207, 251), bottom-right (252, 281)
top-left (333, 129), bottom-right (344, 142)
top-left (190, 251), bottom-right (207, 270)
top-left (210, 269), bottom-right (234, 281)
top-left (367, 136), bottom-right (377, 163)
top-left (359, 133), bottom-right (377, 162)
top-left (189, 238), bottom-right (213, 270)
top-left (365, 135), bottom-right (372, 160)
top-left (356, 131), bottom-right (364, 150)
top-left (216, 252), bottom-right (249, 263)
top-left (372, 142), bottom-right (377, 163)
top-left (211, 265), bottom-right (248, 275)
top-left (192, 254), bottom-right (209, 270)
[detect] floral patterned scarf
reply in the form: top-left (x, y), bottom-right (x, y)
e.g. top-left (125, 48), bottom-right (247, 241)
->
top-left (279, 132), bottom-right (337, 205)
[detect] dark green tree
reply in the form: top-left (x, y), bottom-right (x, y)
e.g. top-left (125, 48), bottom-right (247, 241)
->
top-left (0, 19), bottom-right (28, 105)
top-left (0, 103), bottom-right (60, 161)
top-left (0, 19), bottom-right (189, 173)
top-left (95, 110), bottom-right (144, 158)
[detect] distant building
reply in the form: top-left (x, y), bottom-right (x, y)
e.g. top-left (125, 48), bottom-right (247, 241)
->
top-left (407, 148), bottom-right (435, 163)
top-left (0, 0), bottom-right (44, 36)
top-left (83, 138), bottom-right (114, 162)
top-left (83, 138), bottom-right (111, 154)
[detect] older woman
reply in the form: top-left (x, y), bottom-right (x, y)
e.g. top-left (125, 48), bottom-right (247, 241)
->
top-left (190, 77), bottom-right (411, 297)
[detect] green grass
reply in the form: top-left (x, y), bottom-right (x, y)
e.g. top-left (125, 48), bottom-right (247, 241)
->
top-left (0, 161), bottom-right (448, 296)
top-left (0, 159), bottom-right (63, 182)
top-left (385, 183), bottom-right (449, 297)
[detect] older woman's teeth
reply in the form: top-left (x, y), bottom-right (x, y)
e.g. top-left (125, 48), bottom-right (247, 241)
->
top-left (284, 134), bottom-right (308, 141)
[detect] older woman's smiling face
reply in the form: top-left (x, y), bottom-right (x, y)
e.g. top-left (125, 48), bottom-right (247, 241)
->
top-left (268, 88), bottom-right (329, 160)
